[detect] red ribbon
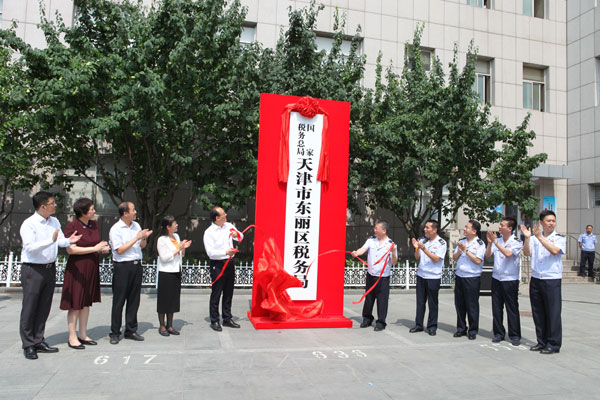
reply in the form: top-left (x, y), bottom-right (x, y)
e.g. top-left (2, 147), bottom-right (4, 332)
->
top-left (210, 225), bottom-right (256, 285)
top-left (278, 96), bottom-right (330, 183)
top-left (351, 245), bottom-right (394, 305)
top-left (303, 244), bottom-right (395, 305)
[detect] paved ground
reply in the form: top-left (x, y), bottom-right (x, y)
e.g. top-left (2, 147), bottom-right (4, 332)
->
top-left (0, 284), bottom-right (599, 400)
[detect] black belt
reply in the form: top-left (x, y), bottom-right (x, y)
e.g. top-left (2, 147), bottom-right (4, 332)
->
top-left (24, 262), bottom-right (55, 269)
top-left (114, 260), bottom-right (141, 265)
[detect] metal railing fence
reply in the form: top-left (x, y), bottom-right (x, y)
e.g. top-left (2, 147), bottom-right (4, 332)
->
top-left (0, 252), bottom-right (457, 289)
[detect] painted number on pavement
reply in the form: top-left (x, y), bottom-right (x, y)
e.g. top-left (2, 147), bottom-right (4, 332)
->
top-left (93, 355), bottom-right (158, 365)
top-left (312, 349), bottom-right (367, 359)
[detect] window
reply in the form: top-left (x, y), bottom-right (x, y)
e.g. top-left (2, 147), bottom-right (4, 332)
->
top-left (596, 57), bottom-right (600, 106)
top-left (240, 24), bottom-right (256, 45)
top-left (595, 186), bottom-right (600, 207)
top-left (523, 0), bottom-right (545, 18)
top-left (406, 46), bottom-right (434, 71)
top-left (473, 59), bottom-right (492, 104)
top-left (523, 66), bottom-right (546, 111)
top-left (467, 0), bottom-right (491, 8)
top-left (315, 34), bottom-right (357, 57)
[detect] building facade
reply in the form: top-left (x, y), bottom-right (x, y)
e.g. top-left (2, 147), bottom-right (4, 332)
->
top-left (1, 0), bottom-right (576, 258)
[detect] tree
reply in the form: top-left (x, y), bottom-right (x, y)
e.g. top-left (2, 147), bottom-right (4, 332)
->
top-left (0, 33), bottom-right (71, 228)
top-left (0, 0), bottom-right (262, 235)
top-left (259, 2), bottom-right (366, 213)
top-left (354, 27), bottom-right (547, 240)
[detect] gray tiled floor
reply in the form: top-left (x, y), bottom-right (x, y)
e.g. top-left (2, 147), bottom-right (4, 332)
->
top-left (0, 284), bottom-right (599, 400)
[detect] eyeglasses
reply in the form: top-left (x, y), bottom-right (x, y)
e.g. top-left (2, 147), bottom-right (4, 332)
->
top-left (44, 201), bottom-right (56, 207)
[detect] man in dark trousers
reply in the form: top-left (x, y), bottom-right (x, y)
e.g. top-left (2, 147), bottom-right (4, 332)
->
top-left (351, 220), bottom-right (398, 331)
top-left (20, 191), bottom-right (81, 359)
top-left (521, 210), bottom-right (565, 355)
top-left (485, 217), bottom-right (523, 346)
top-left (203, 206), bottom-right (243, 331)
top-left (410, 220), bottom-right (447, 336)
top-left (108, 202), bottom-right (152, 344)
top-left (452, 220), bottom-right (486, 340)
top-left (578, 225), bottom-right (596, 277)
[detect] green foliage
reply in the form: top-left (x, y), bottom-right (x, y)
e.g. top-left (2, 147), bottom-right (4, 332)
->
top-left (259, 1), bottom-right (367, 211)
top-left (0, 33), bottom-right (71, 226)
top-left (1, 0), bottom-right (262, 234)
top-left (354, 27), bottom-right (546, 239)
top-left (1, 1), bottom-right (547, 247)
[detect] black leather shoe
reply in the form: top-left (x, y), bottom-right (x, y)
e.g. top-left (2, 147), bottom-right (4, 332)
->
top-left (68, 341), bottom-right (85, 350)
top-left (427, 330), bottom-right (436, 336)
top-left (166, 327), bottom-right (180, 335)
top-left (124, 332), bottom-right (145, 341)
top-left (453, 331), bottom-right (466, 338)
top-left (468, 333), bottom-right (477, 340)
top-left (530, 344), bottom-right (545, 351)
top-left (34, 342), bottom-right (59, 353)
top-left (360, 321), bottom-right (372, 328)
top-left (511, 339), bottom-right (521, 346)
top-left (540, 348), bottom-right (560, 355)
top-left (409, 327), bottom-right (423, 333)
top-left (109, 336), bottom-right (120, 345)
top-left (210, 322), bottom-right (222, 332)
top-left (223, 320), bottom-right (240, 328)
top-left (374, 325), bottom-right (385, 332)
top-left (158, 328), bottom-right (170, 337)
top-left (78, 338), bottom-right (97, 346)
top-left (24, 346), bottom-right (38, 360)
top-left (492, 336), bottom-right (504, 343)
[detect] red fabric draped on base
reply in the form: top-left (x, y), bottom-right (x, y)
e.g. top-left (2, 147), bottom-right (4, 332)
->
top-left (278, 96), bottom-right (330, 183)
top-left (254, 238), bottom-right (324, 321)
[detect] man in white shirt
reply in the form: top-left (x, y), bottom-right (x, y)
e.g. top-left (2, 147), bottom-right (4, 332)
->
top-left (203, 206), bottom-right (243, 332)
top-left (351, 220), bottom-right (398, 332)
top-left (410, 220), bottom-right (447, 336)
top-left (521, 210), bottom-right (565, 355)
top-left (485, 217), bottom-right (523, 346)
top-left (108, 202), bottom-right (152, 344)
top-left (578, 225), bottom-right (597, 278)
top-left (452, 220), bottom-right (486, 340)
top-left (20, 191), bottom-right (81, 360)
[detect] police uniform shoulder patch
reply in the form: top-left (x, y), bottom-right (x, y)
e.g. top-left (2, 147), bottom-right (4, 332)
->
top-left (555, 233), bottom-right (565, 237)
top-left (438, 238), bottom-right (446, 245)
top-left (421, 237), bottom-right (429, 243)
top-left (477, 238), bottom-right (484, 245)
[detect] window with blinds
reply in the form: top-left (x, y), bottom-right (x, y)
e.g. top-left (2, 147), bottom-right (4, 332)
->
top-left (467, 0), bottom-right (491, 8)
top-left (523, 66), bottom-right (546, 112)
top-left (473, 59), bottom-right (492, 104)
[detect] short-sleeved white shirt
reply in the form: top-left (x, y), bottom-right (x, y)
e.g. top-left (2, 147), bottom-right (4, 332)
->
top-left (110, 219), bottom-right (143, 262)
top-left (454, 237), bottom-right (486, 278)
top-left (529, 231), bottom-right (566, 280)
top-left (416, 235), bottom-right (447, 279)
top-left (361, 237), bottom-right (398, 277)
top-left (491, 235), bottom-right (523, 281)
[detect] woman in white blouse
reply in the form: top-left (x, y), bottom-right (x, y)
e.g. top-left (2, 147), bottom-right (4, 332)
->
top-left (156, 216), bottom-right (191, 336)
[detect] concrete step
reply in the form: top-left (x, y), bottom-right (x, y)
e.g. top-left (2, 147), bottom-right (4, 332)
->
top-left (561, 270), bottom-right (598, 284)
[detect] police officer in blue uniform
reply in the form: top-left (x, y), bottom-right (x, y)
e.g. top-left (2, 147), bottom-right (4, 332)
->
top-left (352, 220), bottom-right (398, 331)
top-left (578, 225), bottom-right (597, 278)
top-left (410, 220), bottom-right (447, 336)
top-left (485, 217), bottom-right (523, 346)
top-left (521, 210), bottom-right (565, 355)
top-left (452, 220), bottom-right (486, 340)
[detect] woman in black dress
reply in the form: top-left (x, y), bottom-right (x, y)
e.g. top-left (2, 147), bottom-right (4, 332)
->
top-left (60, 198), bottom-right (110, 349)
top-left (156, 216), bottom-right (191, 336)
